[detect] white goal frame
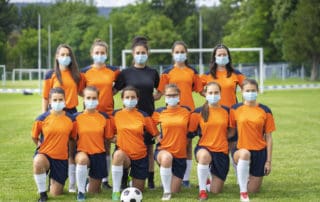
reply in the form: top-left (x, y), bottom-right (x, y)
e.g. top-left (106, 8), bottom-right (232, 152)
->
top-left (121, 48), bottom-right (264, 93)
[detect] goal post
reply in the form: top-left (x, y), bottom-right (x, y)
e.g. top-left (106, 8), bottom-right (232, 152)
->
top-left (121, 48), bottom-right (264, 93)
top-left (0, 65), bottom-right (6, 86)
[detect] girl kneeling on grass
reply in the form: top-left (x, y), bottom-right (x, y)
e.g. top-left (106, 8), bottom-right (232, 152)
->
top-left (189, 82), bottom-right (234, 200)
top-left (230, 79), bottom-right (276, 202)
top-left (74, 86), bottom-right (114, 201)
top-left (152, 84), bottom-right (191, 201)
top-left (32, 87), bottom-right (76, 202)
top-left (111, 86), bottom-right (159, 201)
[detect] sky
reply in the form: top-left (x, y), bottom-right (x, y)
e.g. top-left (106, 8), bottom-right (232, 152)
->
top-left (9, 0), bottom-right (220, 7)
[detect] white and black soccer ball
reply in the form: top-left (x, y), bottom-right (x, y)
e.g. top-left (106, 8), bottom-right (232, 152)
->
top-left (120, 187), bottom-right (143, 202)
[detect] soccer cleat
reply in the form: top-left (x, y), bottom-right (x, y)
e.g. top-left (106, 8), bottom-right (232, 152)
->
top-left (182, 180), bottom-right (191, 188)
top-left (69, 183), bottom-right (76, 193)
top-left (38, 192), bottom-right (48, 202)
top-left (102, 181), bottom-right (112, 189)
top-left (198, 190), bottom-right (208, 200)
top-left (77, 192), bottom-right (85, 201)
top-left (112, 192), bottom-right (121, 201)
top-left (161, 193), bottom-right (171, 201)
top-left (148, 179), bottom-right (155, 190)
top-left (240, 192), bottom-right (250, 202)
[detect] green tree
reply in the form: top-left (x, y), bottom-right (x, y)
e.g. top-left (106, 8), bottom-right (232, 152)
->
top-left (222, 0), bottom-right (279, 63)
top-left (272, 0), bottom-right (320, 80)
top-left (0, 0), bottom-right (18, 63)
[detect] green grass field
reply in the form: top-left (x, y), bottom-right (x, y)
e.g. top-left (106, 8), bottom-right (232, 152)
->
top-left (0, 83), bottom-right (320, 201)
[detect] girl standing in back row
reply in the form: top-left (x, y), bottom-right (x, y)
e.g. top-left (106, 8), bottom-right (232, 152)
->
top-left (81, 39), bottom-right (120, 189)
top-left (157, 41), bottom-right (203, 187)
top-left (114, 36), bottom-right (160, 189)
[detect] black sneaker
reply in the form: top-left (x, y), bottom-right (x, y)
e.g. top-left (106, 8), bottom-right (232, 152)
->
top-left (77, 192), bottom-right (85, 201)
top-left (102, 181), bottom-right (112, 189)
top-left (148, 179), bottom-right (155, 189)
top-left (38, 192), bottom-right (48, 202)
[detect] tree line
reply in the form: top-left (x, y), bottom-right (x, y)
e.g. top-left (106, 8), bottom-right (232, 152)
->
top-left (0, 0), bottom-right (319, 80)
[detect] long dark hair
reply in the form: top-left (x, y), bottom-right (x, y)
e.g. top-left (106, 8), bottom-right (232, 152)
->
top-left (201, 82), bottom-right (221, 122)
top-left (209, 44), bottom-right (234, 79)
top-left (171, 41), bottom-right (191, 67)
top-left (54, 44), bottom-right (80, 86)
top-left (131, 36), bottom-right (149, 52)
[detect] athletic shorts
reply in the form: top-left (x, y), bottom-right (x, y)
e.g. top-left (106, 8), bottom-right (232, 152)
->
top-left (194, 146), bottom-right (230, 181)
top-left (144, 131), bottom-right (155, 145)
top-left (249, 148), bottom-right (267, 177)
top-left (46, 155), bottom-right (68, 185)
top-left (88, 152), bottom-right (107, 179)
top-left (154, 148), bottom-right (187, 179)
top-left (130, 156), bottom-right (149, 180)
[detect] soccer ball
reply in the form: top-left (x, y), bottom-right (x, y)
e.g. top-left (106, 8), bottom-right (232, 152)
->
top-left (120, 187), bottom-right (143, 202)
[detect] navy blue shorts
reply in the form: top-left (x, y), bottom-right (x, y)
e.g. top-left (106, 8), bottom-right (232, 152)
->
top-left (154, 148), bottom-right (187, 179)
top-left (194, 146), bottom-right (229, 181)
top-left (88, 152), bottom-right (107, 179)
top-left (249, 148), bottom-right (267, 177)
top-left (144, 131), bottom-right (155, 145)
top-left (47, 155), bottom-right (68, 185)
top-left (130, 156), bottom-right (149, 180)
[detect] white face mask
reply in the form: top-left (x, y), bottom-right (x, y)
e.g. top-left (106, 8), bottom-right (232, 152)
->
top-left (165, 97), bottom-right (179, 106)
top-left (123, 99), bottom-right (138, 109)
top-left (173, 53), bottom-right (187, 63)
top-left (58, 56), bottom-right (71, 66)
top-left (51, 101), bottom-right (65, 112)
top-left (84, 99), bottom-right (99, 110)
top-left (215, 56), bottom-right (229, 66)
top-left (206, 94), bottom-right (221, 104)
top-left (92, 54), bottom-right (107, 64)
top-left (134, 54), bottom-right (148, 64)
top-left (243, 92), bottom-right (258, 101)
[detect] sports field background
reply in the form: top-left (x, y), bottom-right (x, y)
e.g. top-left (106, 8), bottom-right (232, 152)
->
top-left (0, 80), bottom-right (319, 201)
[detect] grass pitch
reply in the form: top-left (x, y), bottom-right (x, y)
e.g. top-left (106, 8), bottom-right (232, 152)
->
top-left (0, 86), bottom-right (319, 201)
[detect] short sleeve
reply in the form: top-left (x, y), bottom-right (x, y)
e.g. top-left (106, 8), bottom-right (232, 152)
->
top-left (157, 73), bottom-right (169, 93)
top-left (188, 112), bottom-right (201, 132)
top-left (144, 116), bottom-right (159, 137)
top-left (154, 70), bottom-right (160, 89)
top-left (70, 121), bottom-right (77, 140)
top-left (265, 113), bottom-right (276, 134)
top-left (105, 117), bottom-right (115, 140)
top-left (114, 71), bottom-right (126, 91)
top-left (151, 111), bottom-right (160, 125)
top-left (192, 73), bottom-right (203, 93)
top-left (229, 108), bottom-right (236, 128)
top-left (78, 73), bottom-right (86, 94)
top-left (31, 120), bottom-right (42, 139)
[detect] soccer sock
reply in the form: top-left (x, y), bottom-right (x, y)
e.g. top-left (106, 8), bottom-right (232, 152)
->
top-left (160, 167), bottom-right (172, 194)
top-left (237, 159), bottom-right (250, 193)
top-left (68, 164), bottom-right (76, 187)
top-left (183, 159), bottom-right (192, 181)
top-left (34, 173), bottom-right (47, 193)
top-left (102, 155), bottom-right (111, 183)
top-left (76, 164), bottom-right (88, 193)
top-left (197, 164), bottom-right (209, 191)
top-left (112, 165), bottom-right (123, 192)
top-left (148, 171), bottom-right (154, 182)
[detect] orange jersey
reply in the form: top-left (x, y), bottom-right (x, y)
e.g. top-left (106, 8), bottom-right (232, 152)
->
top-left (201, 69), bottom-right (246, 108)
top-left (152, 106), bottom-right (191, 158)
top-left (43, 70), bottom-right (85, 109)
top-left (74, 111), bottom-right (114, 155)
top-left (189, 106), bottom-right (229, 154)
top-left (113, 109), bottom-right (159, 160)
top-left (230, 103), bottom-right (276, 150)
top-left (158, 66), bottom-right (202, 111)
top-left (81, 65), bottom-right (120, 115)
top-left (31, 111), bottom-right (76, 160)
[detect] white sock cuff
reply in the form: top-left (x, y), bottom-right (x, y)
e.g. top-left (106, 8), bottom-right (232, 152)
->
top-left (160, 167), bottom-right (172, 175)
top-left (69, 164), bottom-right (76, 168)
top-left (238, 159), bottom-right (250, 166)
top-left (112, 165), bottom-right (123, 172)
top-left (197, 164), bottom-right (209, 170)
top-left (76, 164), bottom-right (87, 170)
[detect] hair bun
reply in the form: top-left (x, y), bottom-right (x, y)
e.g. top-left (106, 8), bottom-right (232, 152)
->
top-left (133, 36), bottom-right (148, 45)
